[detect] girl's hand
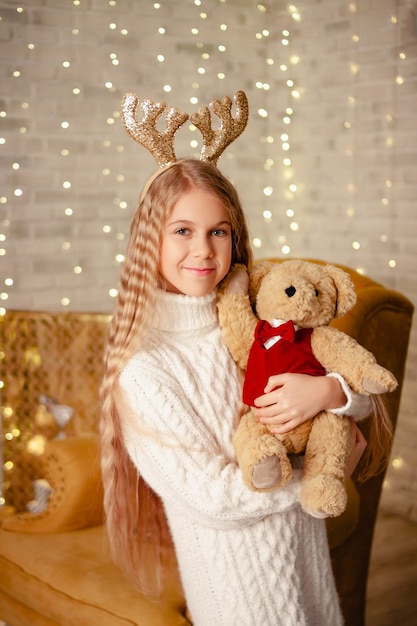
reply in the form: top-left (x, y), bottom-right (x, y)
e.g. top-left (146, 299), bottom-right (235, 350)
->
top-left (253, 373), bottom-right (347, 434)
top-left (345, 417), bottom-right (367, 478)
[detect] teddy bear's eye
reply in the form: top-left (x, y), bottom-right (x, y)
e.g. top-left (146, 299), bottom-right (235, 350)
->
top-left (315, 289), bottom-right (319, 297)
top-left (285, 286), bottom-right (296, 297)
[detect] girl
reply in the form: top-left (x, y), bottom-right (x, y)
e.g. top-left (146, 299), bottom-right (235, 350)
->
top-left (100, 159), bottom-right (369, 626)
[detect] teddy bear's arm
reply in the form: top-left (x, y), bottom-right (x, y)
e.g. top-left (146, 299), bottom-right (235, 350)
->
top-left (217, 266), bottom-right (258, 369)
top-left (217, 293), bottom-right (258, 369)
top-left (310, 326), bottom-right (398, 394)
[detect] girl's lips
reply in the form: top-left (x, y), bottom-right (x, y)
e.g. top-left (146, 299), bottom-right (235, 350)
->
top-left (185, 267), bottom-right (214, 276)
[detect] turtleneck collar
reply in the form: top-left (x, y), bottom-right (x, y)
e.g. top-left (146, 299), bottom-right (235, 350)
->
top-left (152, 289), bottom-right (218, 333)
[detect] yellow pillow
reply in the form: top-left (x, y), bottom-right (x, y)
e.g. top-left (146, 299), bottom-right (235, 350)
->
top-left (1, 434), bottom-right (104, 533)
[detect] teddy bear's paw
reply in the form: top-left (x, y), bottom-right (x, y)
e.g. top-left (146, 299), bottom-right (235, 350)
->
top-left (226, 266), bottom-right (249, 295)
top-left (300, 475), bottom-right (347, 519)
top-left (362, 363), bottom-right (398, 394)
top-left (252, 456), bottom-right (285, 490)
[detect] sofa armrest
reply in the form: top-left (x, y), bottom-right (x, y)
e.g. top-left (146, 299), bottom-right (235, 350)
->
top-left (1, 434), bottom-right (104, 533)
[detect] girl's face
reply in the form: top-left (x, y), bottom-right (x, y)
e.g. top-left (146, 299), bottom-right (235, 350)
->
top-left (160, 188), bottom-right (233, 296)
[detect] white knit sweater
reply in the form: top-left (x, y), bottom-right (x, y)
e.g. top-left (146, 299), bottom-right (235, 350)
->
top-left (119, 290), bottom-right (345, 626)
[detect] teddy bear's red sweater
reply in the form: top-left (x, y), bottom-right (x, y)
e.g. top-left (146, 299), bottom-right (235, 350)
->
top-left (242, 319), bottom-right (326, 406)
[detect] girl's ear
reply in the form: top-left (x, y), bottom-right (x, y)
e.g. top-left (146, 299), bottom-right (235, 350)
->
top-left (248, 262), bottom-right (273, 305)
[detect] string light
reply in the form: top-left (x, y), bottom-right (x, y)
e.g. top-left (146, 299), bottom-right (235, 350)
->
top-left (0, 0), bottom-right (407, 313)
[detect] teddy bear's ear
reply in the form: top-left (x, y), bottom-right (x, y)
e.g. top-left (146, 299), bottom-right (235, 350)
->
top-left (326, 264), bottom-right (357, 317)
top-left (248, 261), bottom-right (273, 304)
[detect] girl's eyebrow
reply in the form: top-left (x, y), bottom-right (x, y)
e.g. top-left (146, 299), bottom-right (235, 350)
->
top-left (167, 219), bottom-right (232, 228)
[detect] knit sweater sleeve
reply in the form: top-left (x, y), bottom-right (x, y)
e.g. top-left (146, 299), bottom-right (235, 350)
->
top-left (327, 372), bottom-right (372, 419)
top-left (118, 359), bottom-right (301, 531)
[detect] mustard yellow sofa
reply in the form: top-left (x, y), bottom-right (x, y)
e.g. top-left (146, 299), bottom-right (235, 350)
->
top-left (0, 259), bottom-right (413, 626)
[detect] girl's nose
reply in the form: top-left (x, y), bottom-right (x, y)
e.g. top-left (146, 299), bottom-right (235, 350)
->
top-left (192, 235), bottom-right (213, 258)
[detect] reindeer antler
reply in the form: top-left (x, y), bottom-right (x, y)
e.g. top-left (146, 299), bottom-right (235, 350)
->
top-left (121, 93), bottom-right (189, 168)
top-left (190, 90), bottom-right (249, 163)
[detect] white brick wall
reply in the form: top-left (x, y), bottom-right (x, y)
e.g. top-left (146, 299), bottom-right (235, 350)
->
top-left (1, 0), bottom-right (416, 519)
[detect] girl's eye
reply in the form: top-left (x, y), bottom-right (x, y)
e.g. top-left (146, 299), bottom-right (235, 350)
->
top-left (212, 228), bottom-right (228, 237)
top-left (175, 228), bottom-right (190, 235)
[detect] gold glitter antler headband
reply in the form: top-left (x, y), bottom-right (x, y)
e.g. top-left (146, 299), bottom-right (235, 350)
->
top-left (190, 90), bottom-right (249, 163)
top-left (121, 93), bottom-right (189, 168)
top-left (121, 90), bottom-right (248, 167)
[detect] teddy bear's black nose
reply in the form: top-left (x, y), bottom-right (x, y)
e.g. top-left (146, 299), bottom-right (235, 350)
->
top-left (285, 285), bottom-right (296, 297)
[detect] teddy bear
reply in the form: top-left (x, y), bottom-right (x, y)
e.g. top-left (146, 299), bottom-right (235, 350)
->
top-left (217, 259), bottom-right (398, 518)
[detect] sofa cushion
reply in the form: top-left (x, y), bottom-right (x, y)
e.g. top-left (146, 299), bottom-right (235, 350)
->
top-left (0, 525), bottom-right (189, 626)
top-left (2, 435), bottom-right (104, 533)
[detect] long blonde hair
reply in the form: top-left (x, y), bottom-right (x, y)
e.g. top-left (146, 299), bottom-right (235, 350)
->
top-left (100, 159), bottom-right (252, 597)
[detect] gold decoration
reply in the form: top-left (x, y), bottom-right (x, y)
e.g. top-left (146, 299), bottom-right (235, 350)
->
top-left (121, 94), bottom-right (189, 168)
top-left (190, 90), bottom-right (249, 163)
top-left (0, 311), bottom-right (110, 512)
top-left (121, 90), bottom-right (249, 167)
